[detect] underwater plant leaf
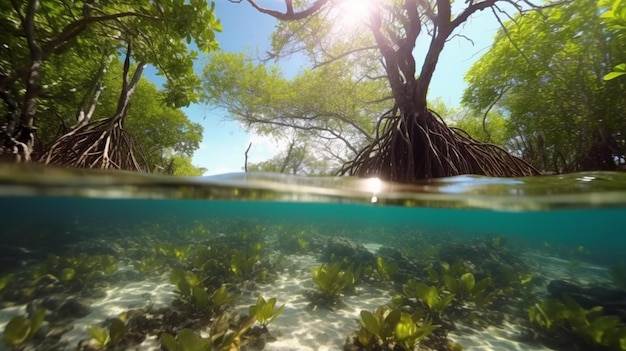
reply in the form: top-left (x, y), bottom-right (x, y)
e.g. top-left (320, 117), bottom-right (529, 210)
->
top-left (382, 309), bottom-right (401, 339)
top-left (87, 325), bottom-right (109, 347)
top-left (213, 286), bottom-right (239, 307)
top-left (438, 293), bottom-right (455, 311)
top-left (60, 268), bottom-right (76, 281)
top-left (184, 271), bottom-right (201, 288)
top-left (0, 273), bottom-right (14, 291)
top-left (270, 304), bottom-right (285, 324)
top-left (360, 310), bottom-right (381, 337)
top-left (460, 273), bottom-right (475, 294)
top-left (443, 274), bottom-right (458, 293)
top-left (394, 312), bottom-right (417, 341)
top-left (170, 268), bottom-right (186, 285)
top-left (427, 265), bottom-right (439, 283)
top-left (28, 308), bottom-right (46, 339)
top-left (357, 327), bottom-right (374, 347)
top-left (177, 280), bottom-right (191, 297)
top-left (176, 329), bottom-right (211, 350)
top-left (586, 315), bottom-right (621, 344)
top-left (109, 318), bottom-right (125, 344)
top-left (414, 282), bottom-right (440, 310)
top-left (3, 316), bottom-right (31, 346)
top-left (193, 286), bottom-right (210, 309)
top-left (160, 333), bottom-right (180, 351)
top-left (473, 277), bottom-right (491, 295)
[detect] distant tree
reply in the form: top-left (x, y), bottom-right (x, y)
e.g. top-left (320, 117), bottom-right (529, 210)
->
top-left (202, 51), bottom-right (388, 174)
top-left (246, 135), bottom-right (333, 175)
top-left (234, 0), bottom-right (541, 181)
top-left (464, 0), bottom-right (626, 172)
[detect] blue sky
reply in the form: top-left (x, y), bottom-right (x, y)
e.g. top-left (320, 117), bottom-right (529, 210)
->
top-left (168, 1), bottom-right (504, 175)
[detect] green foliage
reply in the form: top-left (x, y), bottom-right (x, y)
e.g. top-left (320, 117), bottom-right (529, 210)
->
top-left (3, 308), bottom-right (46, 347)
top-left (87, 317), bottom-right (125, 349)
top-left (169, 268), bottom-right (239, 312)
top-left (374, 257), bottom-right (399, 282)
top-left (95, 62), bottom-right (205, 171)
top-left (229, 245), bottom-right (262, 282)
top-left (529, 295), bottom-right (626, 350)
top-left (161, 328), bottom-right (212, 351)
top-left (311, 262), bottom-right (357, 300)
top-left (357, 306), bottom-right (439, 350)
top-left (0, 273), bottom-right (14, 292)
top-left (248, 296), bottom-right (285, 329)
top-left (403, 279), bottom-right (455, 315)
top-left (34, 253), bottom-right (117, 283)
top-left (201, 51), bottom-right (387, 175)
top-left (600, 0), bottom-right (626, 80)
top-left (464, 0), bottom-right (626, 172)
top-left (160, 315), bottom-right (256, 351)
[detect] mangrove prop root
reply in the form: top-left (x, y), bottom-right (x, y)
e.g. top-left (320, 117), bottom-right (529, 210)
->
top-left (340, 109), bottom-right (540, 181)
top-left (40, 118), bottom-right (147, 171)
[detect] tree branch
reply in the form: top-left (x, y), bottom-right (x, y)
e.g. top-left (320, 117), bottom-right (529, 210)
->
top-left (233, 0), bottom-right (331, 20)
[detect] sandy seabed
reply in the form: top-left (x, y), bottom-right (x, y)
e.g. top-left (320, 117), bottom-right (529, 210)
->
top-left (0, 244), bottom-right (611, 351)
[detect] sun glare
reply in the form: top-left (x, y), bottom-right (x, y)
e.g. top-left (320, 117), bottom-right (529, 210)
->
top-left (339, 0), bottom-right (375, 28)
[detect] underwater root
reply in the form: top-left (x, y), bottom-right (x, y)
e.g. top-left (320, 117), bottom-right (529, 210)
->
top-left (40, 118), bottom-right (147, 171)
top-left (340, 108), bottom-right (540, 181)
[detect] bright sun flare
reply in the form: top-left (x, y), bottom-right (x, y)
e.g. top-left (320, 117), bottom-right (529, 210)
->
top-left (340, 0), bottom-right (375, 27)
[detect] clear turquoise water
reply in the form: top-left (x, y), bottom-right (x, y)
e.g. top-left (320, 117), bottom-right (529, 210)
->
top-left (1, 165), bottom-right (626, 350)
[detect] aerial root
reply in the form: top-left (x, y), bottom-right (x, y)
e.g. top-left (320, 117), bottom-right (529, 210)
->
top-left (40, 118), bottom-right (147, 171)
top-left (340, 109), bottom-right (540, 182)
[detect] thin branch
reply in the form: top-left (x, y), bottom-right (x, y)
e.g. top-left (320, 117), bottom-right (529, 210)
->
top-left (312, 45), bottom-right (378, 69)
top-left (233, 0), bottom-right (331, 21)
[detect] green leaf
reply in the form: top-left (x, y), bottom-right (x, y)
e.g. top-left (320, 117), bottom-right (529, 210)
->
top-left (109, 318), bottom-right (125, 344)
top-left (0, 274), bottom-right (14, 291)
top-left (460, 273), bottom-right (475, 293)
top-left (87, 325), bottom-right (109, 347)
top-left (176, 329), bottom-right (210, 350)
top-left (3, 316), bottom-right (31, 346)
top-left (443, 274), bottom-right (458, 293)
top-left (360, 310), bottom-right (380, 337)
top-left (160, 333), bottom-right (179, 351)
top-left (193, 286), bottom-right (209, 309)
top-left (28, 308), bottom-right (46, 339)
top-left (60, 268), bottom-right (76, 281)
top-left (604, 71), bottom-right (626, 80)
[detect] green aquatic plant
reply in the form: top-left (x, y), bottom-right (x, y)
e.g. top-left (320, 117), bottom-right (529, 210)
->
top-left (248, 296), bottom-right (285, 330)
top-left (34, 253), bottom-right (117, 283)
top-left (87, 317), bottom-right (126, 348)
top-left (154, 243), bottom-right (191, 263)
top-left (161, 328), bottom-right (213, 351)
top-left (0, 273), bottom-right (14, 292)
top-left (403, 279), bottom-right (454, 315)
top-left (3, 308), bottom-right (46, 347)
top-left (212, 285), bottom-right (240, 311)
top-left (375, 257), bottom-right (399, 282)
top-left (170, 268), bottom-right (210, 309)
top-left (529, 295), bottom-right (626, 350)
top-left (442, 272), bottom-right (497, 308)
top-left (311, 262), bottom-right (356, 300)
top-left (134, 254), bottom-right (166, 273)
top-left (229, 246), bottom-right (261, 282)
top-left (161, 315), bottom-right (256, 351)
top-left (356, 306), bottom-right (439, 350)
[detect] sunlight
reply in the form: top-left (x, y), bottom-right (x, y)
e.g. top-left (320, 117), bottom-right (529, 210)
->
top-left (338, 0), bottom-right (376, 28)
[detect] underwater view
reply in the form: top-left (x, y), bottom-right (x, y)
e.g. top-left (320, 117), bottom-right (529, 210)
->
top-left (0, 165), bottom-right (625, 351)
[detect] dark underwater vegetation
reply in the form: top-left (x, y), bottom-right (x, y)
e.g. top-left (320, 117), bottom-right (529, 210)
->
top-left (0, 166), bottom-right (626, 350)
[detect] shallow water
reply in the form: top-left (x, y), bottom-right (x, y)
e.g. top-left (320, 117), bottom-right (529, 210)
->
top-left (0, 164), bottom-right (625, 351)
